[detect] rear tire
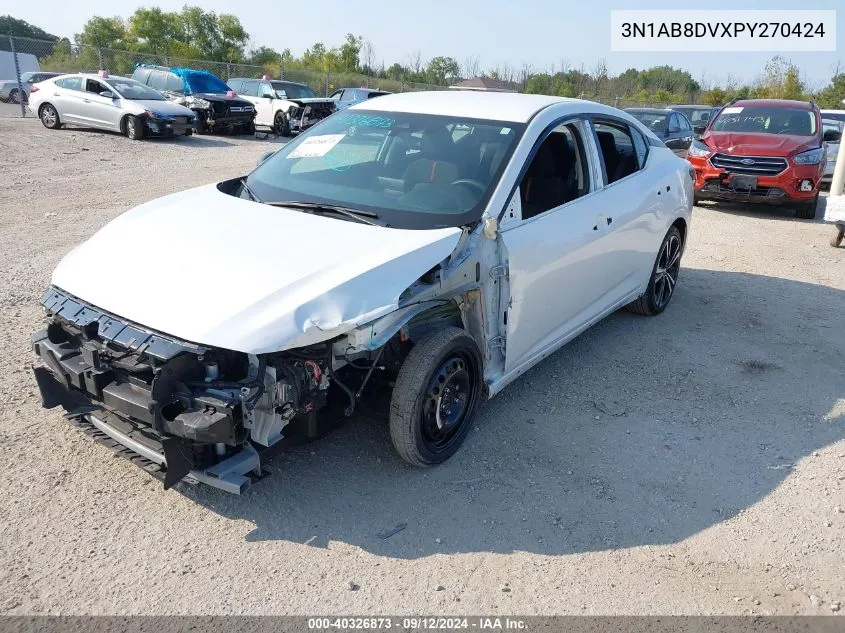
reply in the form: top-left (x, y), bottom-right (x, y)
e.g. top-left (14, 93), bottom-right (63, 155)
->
top-left (389, 327), bottom-right (483, 467)
top-left (8, 89), bottom-right (21, 104)
top-left (831, 225), bottom-right (845, 248)
top-left (626, 225), bottom-right (683, 316)
top-left (39, 104), bottom-right (60, 129)
top-left (796, 194), bottom-right (818, 220)
top-left (125, 115), bottom-right (144, 141)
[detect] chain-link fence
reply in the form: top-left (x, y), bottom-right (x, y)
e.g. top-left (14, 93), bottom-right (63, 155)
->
top-left (0, 36), bottom-right (447, 118)
top-left (0, 35), bottom-right (696, 119)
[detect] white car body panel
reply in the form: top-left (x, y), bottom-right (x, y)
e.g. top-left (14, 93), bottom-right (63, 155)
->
top-left (48, 91), bottom-right (691, 392)
top-left (51, 184), bottom-right (462, 354)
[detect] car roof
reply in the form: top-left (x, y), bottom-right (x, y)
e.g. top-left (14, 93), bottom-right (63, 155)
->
top-left (625, 107), bottom-right (669, 113)
top-left (732, 98), bottom-right (813, 109)
top-left (352, 90), bottom-right (607, 123)
top-left (669, 104), bottom-right (717, 109)
top-left (821, 109), bottom-right (845, 114)
top-left (230, 77), bottom-right (308, 88)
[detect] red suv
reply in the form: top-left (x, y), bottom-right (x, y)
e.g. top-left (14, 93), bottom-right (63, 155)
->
top-left (687, 99), bottom-right (828, 219)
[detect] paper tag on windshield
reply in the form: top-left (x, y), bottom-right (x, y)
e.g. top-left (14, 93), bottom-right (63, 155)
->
top-left (287, 134), bottom-right (345, 158)
top-left (721, 106), bottom-right (743, 114)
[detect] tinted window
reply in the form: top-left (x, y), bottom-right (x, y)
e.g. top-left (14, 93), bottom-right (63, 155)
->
top-left (678, 114), bottom-right (691, 131)
top-left (519, 122), bottom-right (590, 219)
top-left (668, 114), bottom-right (681, 132)
top-left (711, 105), bottom-right (817, 136)
top-left (628, 111), bottom-right (667, 133)
top-left (631, 127), bottom-right (649, 168)
top-left (109, 78), bottom-right (166, 101)
top-left (227, 79), bottom-right (242, 92)
top-left (259, 82), bottom-right (274, 97)
top-left (271, 82), bottom-right (316, 99)
top-left (55, 76), bottom-right (82, 91)
top-left (594, 121), bottom-right (640, 184)
top-left (85, 79), bottom-right (108, 94)
top-left (246, 110), bottom-right (524, 230)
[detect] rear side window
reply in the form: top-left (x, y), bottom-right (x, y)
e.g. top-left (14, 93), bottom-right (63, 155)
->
top-left (55, 76), bottom-right (82, 91)
top-left (148, 71), bottom-right (168, 91)
top-left (593, 120), bottom-right (641, 185)
top-left (630, 127), bottom-right (649, 168)
top-left (165, 73), bottom-right (183, 93)
top-left (133, 68), bottom-right (151, 84)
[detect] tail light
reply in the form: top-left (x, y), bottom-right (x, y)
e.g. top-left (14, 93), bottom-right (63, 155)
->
top-left (30, 85), bottom-right (39, 94)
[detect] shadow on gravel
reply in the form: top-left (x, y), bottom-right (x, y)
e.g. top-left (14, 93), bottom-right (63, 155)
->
top-left (182, 269), bottom-right (845, 559)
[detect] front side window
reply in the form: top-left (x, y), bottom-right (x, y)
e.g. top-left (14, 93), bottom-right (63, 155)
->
top-left (594, 121), bottom-right (640, 185)
top-left (259, 82), bottom-right (274, 97)
top-left (246, 110), bottom-right (524, 230)
top-left (711, 105), bottom-right (817, 136)
top-left (519, 122), bottom-right (590, 220)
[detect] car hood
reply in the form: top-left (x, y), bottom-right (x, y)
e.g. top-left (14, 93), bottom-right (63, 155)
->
top-left (127, 99), bottom-right (195, 116)
top-left (286, 97), bottom-right (335, 105)
top-left (51, 184), bottom-right (462, 354)
top-left (193, 92), bottom-right (253, 106)
top-left (703, 131), bottom-right (820, 156)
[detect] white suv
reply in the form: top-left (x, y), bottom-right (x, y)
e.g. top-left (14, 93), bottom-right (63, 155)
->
top-left (228, 77), bottom-right (336, 136)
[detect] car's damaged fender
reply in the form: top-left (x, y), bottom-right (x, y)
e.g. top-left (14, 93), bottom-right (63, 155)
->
top-left (50, 184), bottom-right (463, 354)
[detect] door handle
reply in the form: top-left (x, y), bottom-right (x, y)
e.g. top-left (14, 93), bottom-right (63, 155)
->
top-left (53, 93), bottom-right (60, 96)
top-left (82, 99), bottom-right (91, 103)
top-left (606, 217), bottom-right (613, 225)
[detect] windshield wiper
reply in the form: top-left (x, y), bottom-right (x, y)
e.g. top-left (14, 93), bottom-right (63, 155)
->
top-left (240, 177), bottom-right (262, 203)
top-left (264, 201), bottom-right (384, 226)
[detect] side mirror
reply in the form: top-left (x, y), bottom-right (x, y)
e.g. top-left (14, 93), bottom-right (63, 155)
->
top-left (99, 90), bottom-right (115, 99)
top-left (823, 129), bottom-right (842, 143)
top-left (694, 125), bottom-right (706, 135)
top-left (257, 150), bottom-right (276, 166)
top-left (262, 93), bottom-right (274, 99)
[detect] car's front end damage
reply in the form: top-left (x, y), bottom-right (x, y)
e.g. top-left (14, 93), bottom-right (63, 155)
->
top-left (29, 181), bottom-right (500, 493)
top-left (284, 98), bottom-right (336, 134)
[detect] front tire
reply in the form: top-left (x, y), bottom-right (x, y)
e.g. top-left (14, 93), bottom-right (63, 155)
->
top-left (626, 225), bottom-right (683, 316)
top-left (274, 111), bottom-right (291, 137)
top-left (39, 104), bottom-right (60, 129)
top-left (796, 194), bottom-right (818, 220)
top-left (125, 115), bottom-right (144, 141)
top-left (389, 327), bottom-right (483, 467)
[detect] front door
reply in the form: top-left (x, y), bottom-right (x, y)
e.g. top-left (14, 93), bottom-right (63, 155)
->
top-left (501, 118), bottom-right (618, 373)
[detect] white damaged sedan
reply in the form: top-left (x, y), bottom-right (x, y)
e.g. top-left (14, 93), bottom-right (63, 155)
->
top-left (33, 92), bottom-right (693, 493)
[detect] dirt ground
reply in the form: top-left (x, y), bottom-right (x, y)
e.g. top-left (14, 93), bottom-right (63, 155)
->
top-left (0, 117), bottom-right (843, 616)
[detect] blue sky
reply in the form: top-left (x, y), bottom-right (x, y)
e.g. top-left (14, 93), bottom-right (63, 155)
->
top-left (5, 0), bottom-right (843, 86)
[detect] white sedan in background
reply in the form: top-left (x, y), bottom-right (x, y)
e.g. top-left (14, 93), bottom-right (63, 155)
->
top-left (32, 92), bottom-right (693, 494)
top-left (28, 73), bottom-right (197, 139)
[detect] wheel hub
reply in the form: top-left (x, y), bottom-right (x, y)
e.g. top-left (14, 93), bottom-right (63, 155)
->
top-left (423, 356), bottom-right (471, 446)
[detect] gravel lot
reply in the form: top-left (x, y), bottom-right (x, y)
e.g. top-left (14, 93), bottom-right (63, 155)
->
top-left (0, 117), bottom-right (843, 616)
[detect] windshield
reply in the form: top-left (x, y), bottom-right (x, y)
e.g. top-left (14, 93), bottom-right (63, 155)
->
top-left (183, 72), bottom-right (231, 95)
top-left (273, 82), bottom-right (316, 99)
top-left (711, 105), bottom-right (817, 136)
top-left (246, 110), bottom-right (524, 230)
top-left (109, 77), bottom-right (166, 101)
top-left (628, 111), bottom-right (667, 132)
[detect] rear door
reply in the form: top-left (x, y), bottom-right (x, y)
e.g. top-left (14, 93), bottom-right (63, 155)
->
top-left (51, 76), bottom-right (84, 122)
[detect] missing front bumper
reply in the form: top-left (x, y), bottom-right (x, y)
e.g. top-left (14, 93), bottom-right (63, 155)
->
top-left (33, 365), bottom-right (263, 495)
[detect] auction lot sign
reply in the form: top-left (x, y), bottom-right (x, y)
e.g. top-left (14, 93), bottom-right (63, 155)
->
top-left (611, 10), bottom-right (836, 51)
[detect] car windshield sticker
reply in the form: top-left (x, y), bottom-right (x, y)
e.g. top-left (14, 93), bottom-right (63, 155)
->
top-left (721, 106), bottom-right (744, 114)
top-left (287, 134), bottom-right (346, 158)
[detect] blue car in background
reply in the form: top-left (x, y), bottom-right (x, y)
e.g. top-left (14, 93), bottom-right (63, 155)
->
top-left (330, 87), bottom-right (391, 111)
top-left (131, 64), bottom-right (256, 134)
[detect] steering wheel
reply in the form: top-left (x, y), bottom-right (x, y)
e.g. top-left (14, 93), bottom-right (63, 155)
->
top-left (451, 179), bottom-right (486, 196)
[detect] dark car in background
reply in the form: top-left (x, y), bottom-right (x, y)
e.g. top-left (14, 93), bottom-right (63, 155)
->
top-left (625, 108), bottom-right (694, 156)
top-left (131, 64), bottom-right (255, 134)
top-left (330, 87), bottom-right (391, 111)
top-left (669, 105), bottom-right (722, 138)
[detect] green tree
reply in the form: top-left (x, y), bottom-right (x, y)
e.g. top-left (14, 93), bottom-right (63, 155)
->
top-left (128, 7), bottom-right (183, 54)
top-left (75, 16), bottom-right (126, 48)
top-left (0, 15), bottom-right (59, 41)
top-left (703, 87), bottom-right (727, 105)
top-left (425, 56), bottom-right (459, 85)
top-left (817, 72), bottom-right (845, 109)
top-left (248, 46), bottom-right (280, 66)
top-left (338, 33), bottom-right (362, 72)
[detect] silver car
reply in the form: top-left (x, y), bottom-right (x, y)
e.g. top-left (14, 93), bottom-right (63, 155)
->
top-left (0, 71), bottom-right (61, 104)
top-left (822, 119), bottom-right (843, 187)
top-left (28, 73), bottom-right (197, 139)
